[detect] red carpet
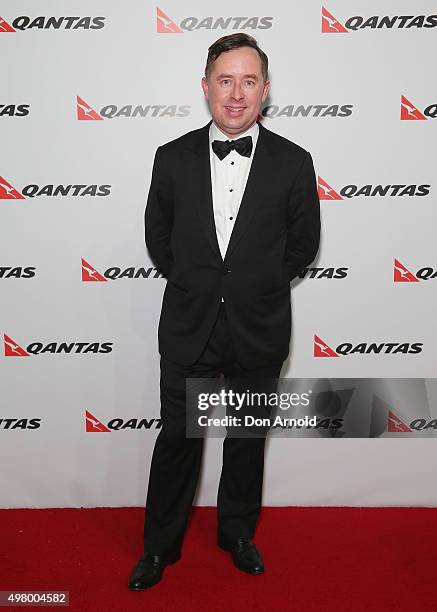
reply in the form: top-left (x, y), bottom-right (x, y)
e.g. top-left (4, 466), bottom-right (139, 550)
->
top-left (1, 507), bottom-right (436, 611)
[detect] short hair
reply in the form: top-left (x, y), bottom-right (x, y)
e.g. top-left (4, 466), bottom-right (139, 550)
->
top-left (205, 33), bottom-right (269, 83)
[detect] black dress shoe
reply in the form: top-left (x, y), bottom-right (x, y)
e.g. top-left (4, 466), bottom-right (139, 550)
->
top-left (128, 550), bottom-right (181, 590)
top-left (218, 537), bottom-right (264, 575)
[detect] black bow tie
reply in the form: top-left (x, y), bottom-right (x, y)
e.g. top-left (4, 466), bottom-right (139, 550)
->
top-left (211, 136), bottom-right (253, 160)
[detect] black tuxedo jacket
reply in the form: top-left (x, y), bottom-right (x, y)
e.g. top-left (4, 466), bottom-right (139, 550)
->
top-left (145, 120), bottom-right (320, 368)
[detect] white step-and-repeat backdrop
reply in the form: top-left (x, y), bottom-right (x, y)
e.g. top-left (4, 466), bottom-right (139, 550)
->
top-left (1, 1), bottom-right (436, 508)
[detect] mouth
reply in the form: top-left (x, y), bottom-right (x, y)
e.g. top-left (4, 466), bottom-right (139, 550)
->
top-left (224, 106), bottom-right (246, 116)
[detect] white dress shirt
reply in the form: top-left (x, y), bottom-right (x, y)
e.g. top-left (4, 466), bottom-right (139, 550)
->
top-left (209, 120), bottom-right (259, 261)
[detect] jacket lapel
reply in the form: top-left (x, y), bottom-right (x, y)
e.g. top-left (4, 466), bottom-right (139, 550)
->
top-left (189, 120), bottom-right (222, 261)
top-left (188, 120), bottom-right (275, 264)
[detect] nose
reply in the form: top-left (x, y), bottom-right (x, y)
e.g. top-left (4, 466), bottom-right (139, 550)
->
top-left (230, 81), bottom-right (244, 101)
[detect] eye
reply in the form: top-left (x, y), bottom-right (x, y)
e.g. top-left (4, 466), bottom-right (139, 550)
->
top-left (246, 80), bottom-right (255, 86)
top-left (221, 79), bottom-right (231, 86)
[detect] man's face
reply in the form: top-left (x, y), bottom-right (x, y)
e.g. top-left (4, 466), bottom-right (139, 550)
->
top-left (201, 46), bottom-right (270, 138)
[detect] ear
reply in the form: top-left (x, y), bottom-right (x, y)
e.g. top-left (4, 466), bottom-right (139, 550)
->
top-left (201, 76), bottom-right (209, 100)
top-left (261, 79), bottom-right (270, 103)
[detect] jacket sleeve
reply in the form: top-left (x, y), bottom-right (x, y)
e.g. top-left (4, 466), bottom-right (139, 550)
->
top-left (285, 151), bottom-right (321, 282)
top-left (144, 146), bottom-right (174, 277)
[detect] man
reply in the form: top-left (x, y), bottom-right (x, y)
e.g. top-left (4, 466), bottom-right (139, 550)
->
top-left (129, 32), bottom-right (320, 590)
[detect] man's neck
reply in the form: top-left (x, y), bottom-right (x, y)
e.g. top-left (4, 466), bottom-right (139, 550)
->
top-left (212, 120), bottom-right (257, 140)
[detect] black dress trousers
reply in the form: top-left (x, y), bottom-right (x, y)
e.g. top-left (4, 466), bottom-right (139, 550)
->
top-left (143, 301), bottom-right (283, 557)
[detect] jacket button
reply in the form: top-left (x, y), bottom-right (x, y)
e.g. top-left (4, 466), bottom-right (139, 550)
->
top-left (223, 268), bottom-right (231, 274)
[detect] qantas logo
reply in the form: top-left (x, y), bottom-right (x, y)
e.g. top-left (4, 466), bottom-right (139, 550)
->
top-left (4, 335), bottom-right (29, 356)
top-left (317, 177), bottom-right (342, 200)
top-left (0, 17), bottom-right (15, 31)
top-left (0, 176), bottom-right (24, 199)
top-left (0, 15), bottom-right (105, 31)
top-left (156, 7), bottom-right (273, 33)
top-left (261, 104), bottom-right (353, 119)
top-left (3, 334), bottom-right (113, 356)
top-left (394, 259), bottom-right (418, 282)
top-left (0, 104), bottom-right (30, 117)
top-left (408, 419), bottom-right (437, 432)
top-left (156, 8), bottom-right (182, 32)
top-left (321, 7), bottom-right (437, 32)
top-left (401, 96), bottom-right (426, 120)
top-left (82, 260), bottom-right (106, 282)
top-left (0, 418), bottom-right (41, 429)
top-left (388, 411), bottom-right (412, 432)
top-left (76, 95), bottom-right (190, 120)
top-left (314, 335), bottom-right (423, 357)
top-left (394, 259), bottom-right (437, 282)
top-left (77, 96), bottom-right (102, 120)
top-left (0, 174), bottom-right (110, 199)
top-left (86, 411), bottom-right (110, 432)
top-left (0, 267), bottom-right (36, 279)
top-left (314, 336), bottom-right (338, 357)
top-left (273, 417), bottom-right (344, 433)
top-left (81, 259), bottom-right (163, 281)
top-left (86, 410), bottom-right (162, 432)
top-left (297, 267), bottom-right (348, 279)
top-left (321, 7), bottom-right (348, 32)
top-left (388, 411), bottom-right (437, 433)
top-left (400, 95), bottom-right (437, 120)
top-left (317, 177), bottom-right (430, 200)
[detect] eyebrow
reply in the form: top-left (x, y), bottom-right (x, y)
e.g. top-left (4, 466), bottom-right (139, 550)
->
top-left (216, 73), bottom-right (259, 81)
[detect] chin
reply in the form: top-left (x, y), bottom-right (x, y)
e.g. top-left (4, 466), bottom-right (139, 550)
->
top-left (220, 116), bottom-right (254, 132)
